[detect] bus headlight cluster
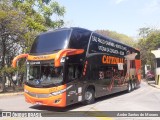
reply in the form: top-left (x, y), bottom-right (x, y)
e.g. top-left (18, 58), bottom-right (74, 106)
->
top-left (50, 88), bottom-right (67, 96)
top-left (50, 85), bottom-right (73, 96)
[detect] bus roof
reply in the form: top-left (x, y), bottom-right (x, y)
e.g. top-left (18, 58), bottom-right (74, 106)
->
top-left (36, 27), bottom-right (139, 53)
top-left (70, 27), bottom-right (138, 52)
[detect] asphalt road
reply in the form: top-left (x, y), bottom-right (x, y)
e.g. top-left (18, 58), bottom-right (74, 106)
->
top-left (0, 80), bottom-right (160, 120)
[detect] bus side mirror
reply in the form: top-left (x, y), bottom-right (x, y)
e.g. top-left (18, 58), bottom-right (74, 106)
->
top-left (12, 54), bottom-right (28, 68)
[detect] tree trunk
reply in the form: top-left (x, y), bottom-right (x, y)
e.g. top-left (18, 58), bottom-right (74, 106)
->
top-left (7, 75), bottom-right (19, 91)
top-left (0, 75), bottom-right (6, 92)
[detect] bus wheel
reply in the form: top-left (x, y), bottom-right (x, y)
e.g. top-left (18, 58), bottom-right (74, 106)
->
top-left (83, 88), bottom-right (95, 105)
top-left (134, 82), bottom-right (137, 89)
top-left (131, 81), bottom-right (135, 90)
top-left (127, 81), bottom-right (132, 93)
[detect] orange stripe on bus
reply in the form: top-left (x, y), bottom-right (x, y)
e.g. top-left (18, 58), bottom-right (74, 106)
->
top-left (54, 49), bottom-right (84, 67)
top-left (27, 53), bottom-right (56, 61)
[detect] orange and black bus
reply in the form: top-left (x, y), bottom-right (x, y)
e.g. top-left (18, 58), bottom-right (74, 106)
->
top-left (12, 27), bottom-right (141, 107)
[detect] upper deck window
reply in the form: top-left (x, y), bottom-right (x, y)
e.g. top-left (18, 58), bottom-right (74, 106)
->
top-left (68, 29), bottom-right (91, 50)
top-left (30, 29), bottom-right (71, 54)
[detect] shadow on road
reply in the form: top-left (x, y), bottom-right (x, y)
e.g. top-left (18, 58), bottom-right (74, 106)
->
top-left (30, 88), bottom-right (140, 112)
top-left (30, 102), bottom-right (83, 112)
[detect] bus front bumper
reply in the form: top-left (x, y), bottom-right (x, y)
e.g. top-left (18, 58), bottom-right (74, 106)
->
top-left (24, 85), bottom-right (67, 107)
top-left (24, 92), bottom-right (66, 107)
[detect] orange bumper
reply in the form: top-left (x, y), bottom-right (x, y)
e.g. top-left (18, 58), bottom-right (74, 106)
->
top-left (24, 84), bottom-right (66, 107)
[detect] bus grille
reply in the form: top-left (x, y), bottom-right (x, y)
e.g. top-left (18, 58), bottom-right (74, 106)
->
top-left (27, 92), bottom-right (50, 98)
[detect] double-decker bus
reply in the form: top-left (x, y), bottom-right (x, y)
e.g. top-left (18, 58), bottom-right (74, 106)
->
top-left (12, 27), bottom-right (141, 107)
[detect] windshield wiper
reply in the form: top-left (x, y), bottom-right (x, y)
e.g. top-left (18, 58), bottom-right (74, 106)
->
top-left (52, 49), bottom-right (61, 52)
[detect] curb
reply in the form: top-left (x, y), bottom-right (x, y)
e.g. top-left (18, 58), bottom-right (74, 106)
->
top-left (144, 79), bottom-right (160, 89)
top-left (150, 84), bottom-right (160, 89)
top-left (148, 83), bottom-right (160, 89)
top-left (0, 92), bottom-right (24, 97)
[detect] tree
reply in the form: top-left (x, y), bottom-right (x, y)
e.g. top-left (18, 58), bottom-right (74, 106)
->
top-left (137, 27), bottom-right (160, 77)
top-left (0, 0), bottom-right (66, 92)
top-left (13, 0), bottom-right (65, 31)
top-left (12, 0), bottom-right (65, 53)
top-left (0, 0), bottom-right (28, 92)
top-left (138, 27), bottom-right (153, 39)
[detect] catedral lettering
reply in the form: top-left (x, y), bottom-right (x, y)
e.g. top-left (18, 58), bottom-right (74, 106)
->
top-left (12, 27), bottom-right (141, 107)
top-left (102, 55), bottom-right (124, 64)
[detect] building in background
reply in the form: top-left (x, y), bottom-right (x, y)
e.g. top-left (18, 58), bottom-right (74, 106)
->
top-left (151, 49), bottom-right (160, 86)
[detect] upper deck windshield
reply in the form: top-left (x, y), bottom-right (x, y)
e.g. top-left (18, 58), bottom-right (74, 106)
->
top-left (30, 29), bottom-right (71, 54)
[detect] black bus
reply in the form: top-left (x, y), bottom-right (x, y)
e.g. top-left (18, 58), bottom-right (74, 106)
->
top-left (12, 27), bottom-right (141, 107)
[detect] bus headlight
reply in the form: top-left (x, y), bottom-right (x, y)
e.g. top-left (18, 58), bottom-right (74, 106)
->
top-left (50, 89), bottom-right (67, 96)
top-left (49, 85), bottom-right (73, 96)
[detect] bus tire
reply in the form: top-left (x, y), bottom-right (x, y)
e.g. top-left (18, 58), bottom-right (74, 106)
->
top-left (131, 81), bottom-right (135, 90)
top-left (127, 81), bottom-right (132, 93)
top-left (134, 81), bottom-right (137, 89)
top-left (83, 88), bottom-right (95, 105)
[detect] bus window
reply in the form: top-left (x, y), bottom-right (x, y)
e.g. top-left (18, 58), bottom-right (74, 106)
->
top-left (89, 41), bottom-right (99, 53)
top-left (156, 58), bottom-right (160, 67)
top-left (30, 30), bottom-right (71, 54)
top-left (68, 64), bottom-right (83, 80)
top-left (69, 29), bottom-right (91, 50)
top-left (27, 61), bottom-right (64, 86)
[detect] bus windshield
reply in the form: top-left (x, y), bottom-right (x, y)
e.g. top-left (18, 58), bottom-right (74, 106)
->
top-left (26, 61), bottom-right (63, 87)
top-left (30, 29), bottom-right (71, 54)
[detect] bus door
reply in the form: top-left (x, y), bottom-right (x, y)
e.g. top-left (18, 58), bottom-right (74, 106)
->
top-left (65, 64), bottom-right (83, 105)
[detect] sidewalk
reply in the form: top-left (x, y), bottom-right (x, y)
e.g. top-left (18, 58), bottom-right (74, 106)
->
top-left (0, 86), bottom-right (24, 97)
top-left (147, 80), bottom-right (160, 89)
top-left (0, 91), bottom-right (23, 97)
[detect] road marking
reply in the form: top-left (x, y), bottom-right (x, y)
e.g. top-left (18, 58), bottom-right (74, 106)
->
top-left (1, 118), bottom-right (21, 120)
top-left (86, 107), bottom-right (113, 120)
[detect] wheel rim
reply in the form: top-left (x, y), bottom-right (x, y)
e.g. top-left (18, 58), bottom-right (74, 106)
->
top-left (128, 83), bottom-right (131, 91)
top-left (85, 91), bottom-right (92, 101)
top-left (134, 82), bottom-right (136, 87)
top-left (132, 82), bottom-right (134, 89)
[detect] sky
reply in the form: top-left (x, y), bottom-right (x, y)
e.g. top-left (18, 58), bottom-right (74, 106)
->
top-left (57, 0), bottom-right (160, 38)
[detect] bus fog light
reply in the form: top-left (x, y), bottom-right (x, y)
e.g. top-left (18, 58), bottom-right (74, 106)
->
top-left (24, 89), bottom-right (28, 93)
top-left (54, 99), bottom-right (61, 103)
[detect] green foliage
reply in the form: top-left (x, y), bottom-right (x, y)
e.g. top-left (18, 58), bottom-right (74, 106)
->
top-left (138, 27), bottom-right (153, 39)
top-left (12, 0), bottom-right (66, 53)
top-left (96, 30), bottom-right (135, 46)
top-left (13, 0), bottom-right (65, 31)
top-left (0, 67), bottom-right (17, 75)
top-left (0, 0), bottom-right (28, 64)
top-left (0, 0), bottom-right (66, 90)
top-left (137, 27), bottom-right (160, 72)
